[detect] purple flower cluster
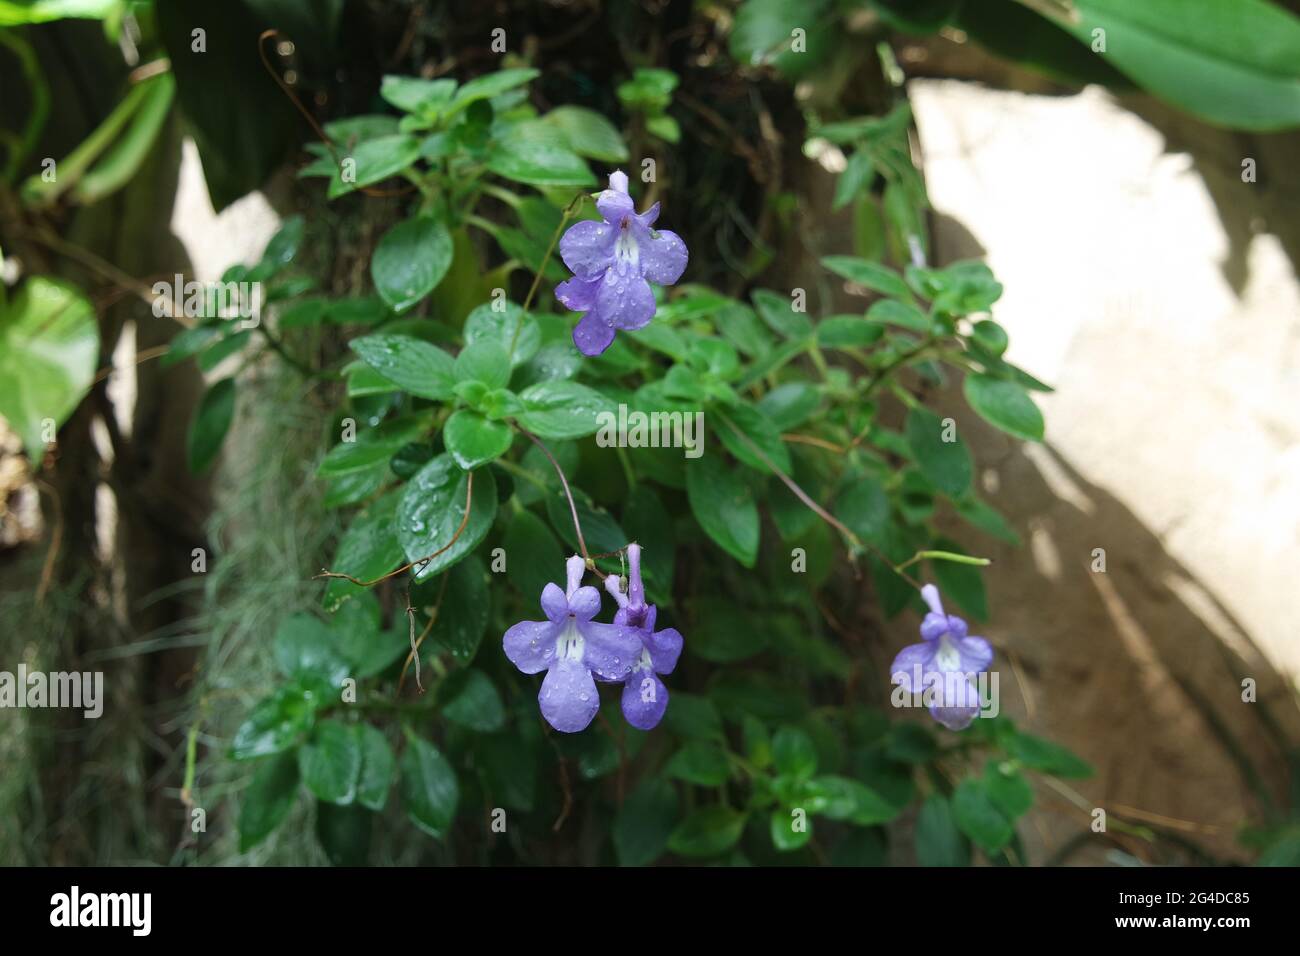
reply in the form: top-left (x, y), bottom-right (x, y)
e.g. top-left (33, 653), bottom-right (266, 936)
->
top-left (890, 584), bottom-right (994, 731)
top-left (555, 170), bottom-right (688, 357)
top-left (503, 546), bottom-right (683, 733)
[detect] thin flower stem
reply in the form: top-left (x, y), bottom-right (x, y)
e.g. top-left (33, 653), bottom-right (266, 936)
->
top-left (715, 409), bottom-right (925, 588)
top-left (399, 572), bottom-right (449, 697)
top-left (315, 471), bottom-right (474, 586)
top-left (514, 424), bottom-right (606, 576)
top-left (895, 549), bottom-right (991, 573)
top-left (512, 192), bottom-right (585, 353)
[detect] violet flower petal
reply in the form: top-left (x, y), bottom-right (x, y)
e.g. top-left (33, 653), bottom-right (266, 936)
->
top-left (503, 620), bottom-right (559, 675)
top-left (622, 671), bottom-right (669, 730)
top-left (580, 620), bottom-right (642, 681)
top-left (572, 312), bottom-right (616, 356)
top-left (539, 657), bottom-right (600, 733)
top-left (593, 270), bottom-right (655, 331)
top-left (635, 226), bottom-right (688, 285)
top-left (558, 220), bottom-right (616, 279)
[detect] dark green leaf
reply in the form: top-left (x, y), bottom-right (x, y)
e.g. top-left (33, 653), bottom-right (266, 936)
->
top-left (187, 378), bottom-right (236, 473)
top-left (915, 793), bottom-right (970, 866)
top-left (350, 334), bottom-right (455, 400)
top-left (299, 719), bottom-right (362, 805)
top-left (667, 806), bottom-right (747, 858)
top-left (238, 751), bottom-right (299, 852)
top-left (397, 454), bottom-right (497, 581)
top-left (685, 453), bottom-right (759, 567)
top-left (444, 409), bottom-right (512, 470)
top-left (952, 777), bottom-right (1014, 853)
top-left (964, 373), bottom-right (1044, 442)
top-left (439, 668), bottom-right (505, 732)
top-left (905, 406), bottom-right (972, 497)
top-left (613, 778), bottom-right (678, 866)
top-left (371, 216), bottom-right (453, 313)
top-left (400, 735), bottom-right (459, 839)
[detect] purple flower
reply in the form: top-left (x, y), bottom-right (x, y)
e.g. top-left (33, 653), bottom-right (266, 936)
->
top-left (555, 170), bottom-right (688, 357)
top-left (604, 543), bottom-right (683, 730)
top-left (890, 584), bottom-right (993, 731)
top-left (504, 554), bottom-right (642, 733)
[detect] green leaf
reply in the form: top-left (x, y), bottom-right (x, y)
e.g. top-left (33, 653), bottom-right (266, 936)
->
top-left (486, 119), bottom-right (595, 187)
top-left (751, 288), bottom-right (813, 340)
top-left (757, 383), bottom-right (821, 431)
top-left (984, 760), bottom-right (1034, 822)
top-left (963, 373), bottom-right (1043, 442)
top-left (400, 735), bottom-right (459, 839)
top-left (356, 724), bottom-right (395, 811)
top-left (444, 409), bottom-right (512, 470)
top-left (0, 276), bottom-right (98, 454)
top-left (299, 719), bottom-right (362, 805)
top-left (905, 406), bottom-right (972, 497)
top-left (770, 807), bottom-right (812, 851)
top-left (350, 334), bottom-right (455, 400)
top-left (187, 378), bottom-right (236, 473)
top-left (832, 150), bottom-right (876, 211)
top-left (439, 668), bottom-right (505, 732)
top-left (380, 75), bottom-right (456, 115)
top-left (613, 778), bottom-right (678, 866)
top-left (952, 777), bottom-right (1014, 853)
top-left (316, 413), bottom-right (433, 478)
top-left (817, 314), bottom-right (884, 348)
top-left (516, 380), bottom-right (612, 439)
top-left (715, 405), bottom-right (791, 475)
top-left (689, 598), bottom-right (767, 664)
top-left (914, 793), bottom-right (970, 866)
top-left (1063, 0), bottom-right (1300, 132)
top-left (645, 114), bottom-right (680, 143)
top-left (502, 509), bottom-right (564, 604)
top-left (454, 339), bottom-right (511, 389)
top-left (396, 454), bottom-right (497, 581)
top-left (665, 741), bottom-right (732, 787)
top-left (230, 683), bottom-right (317, 760)
top-left (1005, 731), bottom-right (1094, 779)
top-left (729, 0), bottom-right (837, 79)
top-left (667, 806), bottom-right (747, 858)
top-left (315, 802), bottom-right (372, 866)
top-left (464, 301), bottom-right (541, 367)
top-left (772, 726), bottom-right (817, 781)
top-left (822, 255), bottom-right (911, 299)
top-left (371, 216), bottom-right (453, 313)
top-left (866, 299), bottom-right (929, 333)
top-left (616, 67), bottom-right (678, 111)
top-left (835, 476), bottom-right (890, 544)
top-left (320, 134), bottom-right (421, 198)
top-left (261, 214), bottom-right (305, 269)
top-left (322, 490), bottom-right (403, 612)
top-left (685, 453), bottom-right (759, 567)
top-left (273, 613), bottom-right (350, 686)
top-left (238, 751), bottom-right (300, 852)
top-left (0, 0), bottom-right (117, 25)
top-left (970, 319), bottom-right (1008, 357)
top-left (426, 554), bottom-right (490, 662)
top-left (805, 775), bottom-right (901, 825)
top-left (544, 105), bottom-right (629, 163)
top-left (450, 67), bottom-right (540, 112)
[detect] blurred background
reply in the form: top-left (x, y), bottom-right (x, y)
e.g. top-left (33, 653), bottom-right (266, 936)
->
top-left (1, 0), bottom-right (1298, 866)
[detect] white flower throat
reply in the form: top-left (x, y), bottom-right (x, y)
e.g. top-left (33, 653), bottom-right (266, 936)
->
top-left (614, 219), bottom-right (639, 268)
top-left (555, 618), bottom-right (585, 662)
